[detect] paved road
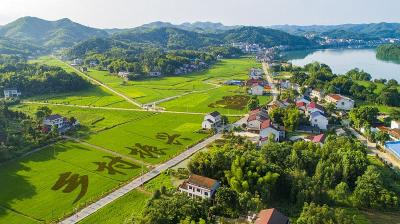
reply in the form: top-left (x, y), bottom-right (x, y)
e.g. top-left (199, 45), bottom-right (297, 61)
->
top-left (59, 133), bottom-right (222, 224)
top-left (22, 101), bottom-right (244, 117)
top-left (60, 59), bottom-right (143, 108)
top-left (349, 127), bottom-right (400, 169)
top-left (262, 63), bottom-right (279, 101)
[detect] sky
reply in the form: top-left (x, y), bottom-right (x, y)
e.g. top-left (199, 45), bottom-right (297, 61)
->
top-left (0, 0), bottom-right (400, 29)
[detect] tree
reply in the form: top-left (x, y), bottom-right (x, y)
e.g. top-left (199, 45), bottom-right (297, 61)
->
top-left (297, 202), bottom-right (355, 224)
top-left (212, 187), bottom-right (240, 218)
top-left (353, 166), bottom-right (399, 209)
top-left (283, 108), bottom-right (300, 131)
top-left (333, 182), bottom-right (350, 202)
top-left (247, 96), bottom-right (259, 111)
top-left (349, 107), bottom-right (379, 128)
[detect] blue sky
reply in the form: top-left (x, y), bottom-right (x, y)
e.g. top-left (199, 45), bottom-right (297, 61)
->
top-left (1, 0), bottom-right (399, 28)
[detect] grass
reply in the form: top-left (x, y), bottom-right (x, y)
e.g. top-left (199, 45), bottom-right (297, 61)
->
top-left (79, 172), bottom-right (177, 224)
top-left (86, 58), bottom-right (259, 104)
top-left (13, 104), bottom-right (208, 164)
top-left (84, 112), bottom-right (208, 164)
top-left (78, 189), bottom-right (151, 224)
top-left (159, 85), bottom-right (248, 114)
top-left (0, 141), bottom-right (145, 223)
top-left (28, 56), bottom-right (138, 109)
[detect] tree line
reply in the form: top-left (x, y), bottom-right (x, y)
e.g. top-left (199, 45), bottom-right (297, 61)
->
top-left (137, 135), bottom-right (400, 223)
top-left (0, 59), bottom-right (90, 96)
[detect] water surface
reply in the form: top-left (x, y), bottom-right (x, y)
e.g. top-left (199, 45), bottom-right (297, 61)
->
top-left (285, 48), bottom-right (400, 82)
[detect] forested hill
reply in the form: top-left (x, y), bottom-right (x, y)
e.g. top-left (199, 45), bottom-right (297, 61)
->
top-left (272, 22), bottom-right (400, 39)
top-left (0, 17), bottom-right (108, 48)
top-left (376, 44), bottom-right (400, 61)
top-left (71, 26), bottom-right (315, 55)
top-left (0, 17), bottom-right (316, 55)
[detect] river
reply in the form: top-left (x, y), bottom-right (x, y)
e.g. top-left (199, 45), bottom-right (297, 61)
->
top-left (284, 48), bottom-right (400, 82)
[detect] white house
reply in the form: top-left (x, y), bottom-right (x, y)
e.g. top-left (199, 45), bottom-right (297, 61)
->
top-left (117, 71), bottom-right (130, 80)
top-left (259, 119), bottom-right (285, 144)
top-left (3, 88), bottom-right (21, 98)
top-left (249, 84), bottom-right (264, 96)
top-left (43, 114), bottom-right (67, 128)
top-left (71, 58), bottom-right (83, 66)
top-left (202, 111), bottom-right (222, 129)
top-left (249, 68), bottom-right (264, 80)
top-left (311, 89), bottom-right (324, 102)
top-left (246, 108), bottom-right (269, 132)
top-left (149, 71), bottom-right (162, 77)
top-left (306, 102), bottom-right (325, 116)
top-left (391, 120), bottom-right (400, 129)
top-left (310, 111), bottom-right (328, 130)
top-left (179, 174), bottom-right (220, 199)
top-left (325, 94), bottom-right (354, 111)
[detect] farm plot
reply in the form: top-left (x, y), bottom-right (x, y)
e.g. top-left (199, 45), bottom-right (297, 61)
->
top-left (28, 56), bottom-right (138, 109)
top-left (159, 85), bottom-right (249, 114)
top-left (12, 104), bottom-right (149, 133)
top-left (0, 141), bottom-right (145, 223)
top-left (78, 189), bottom-right (151, 224)
top-left (86, 57), bottom-right (258, 104)
top-left (84, 112), bottom-right (208, 164)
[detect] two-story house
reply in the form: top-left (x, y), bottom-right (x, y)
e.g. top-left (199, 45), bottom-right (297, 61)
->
top-left (310, 111), bottom-right (328, 130)
top-left (246, 108), bottom-right (269, 133)
top-left (325, 94), bottom-right (354, 111)
top-left (3, 88), bottom-right (21, 98)
top-left (202, 111), bottom-right (222, 129)
top-left (179, 174), bottom-right (220, 199)
top-left (43, 114), bottom-right (67, 128)
top-left (310, 89), bottom-right (324, 102)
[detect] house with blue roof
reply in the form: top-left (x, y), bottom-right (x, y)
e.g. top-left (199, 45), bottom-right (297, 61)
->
top-left (310, 111), bottom-right (328, 130)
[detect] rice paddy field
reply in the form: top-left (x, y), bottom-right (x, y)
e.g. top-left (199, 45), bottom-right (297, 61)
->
top-left (0, 141), bottom-right (145, 223)
top-left (86, 57), bottom-right (259, 104)
top-left (1, 56), bottom-right (261, 223)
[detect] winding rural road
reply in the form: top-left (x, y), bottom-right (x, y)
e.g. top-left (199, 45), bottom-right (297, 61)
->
top-left (59, 133), bottom-right (222, 224)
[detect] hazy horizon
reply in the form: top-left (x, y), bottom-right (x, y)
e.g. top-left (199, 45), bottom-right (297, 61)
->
top-left (1, 0), bottom-right (400, 29)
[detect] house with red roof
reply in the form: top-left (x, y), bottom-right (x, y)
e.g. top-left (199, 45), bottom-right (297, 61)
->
top-left (306, 102), bottom-right (325, 116)
top-left (296, 101), bottom-right (306, 112)
top-left (246, 79), bottom-right (266, 87)
top-left (259, 119), bottom-right (285, 144)
top-left (179, 174), bottom-right (220, 199)
top-left (247, 108), bottom-right (269, 133)
top-left (254, 208), bottom-right (290, 224)
top-left (325, 94), bottom-right (354, 111)
top-left (306, 134), bottom-right (326, 145)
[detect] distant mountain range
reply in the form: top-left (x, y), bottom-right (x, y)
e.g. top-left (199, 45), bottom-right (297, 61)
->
top-left (1, 16), bottom-right (400, 56)
top-left (271, 23), bottom-right (400, 39)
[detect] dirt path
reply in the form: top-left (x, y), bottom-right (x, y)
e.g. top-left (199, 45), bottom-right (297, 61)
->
top-left (262, 63), bottom-right (279, 101)
top-left (59, 59), bottom-right (143, 108)
top-left (22, 101), bottom-right (244, 117)
top-left (64, 136), bottom-right (152, 167)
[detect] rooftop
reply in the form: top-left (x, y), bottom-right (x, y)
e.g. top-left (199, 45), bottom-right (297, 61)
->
top-left (209, 111), bottom-right (221, 117)
top-left (185, 174), bottom-right (219, 189)
top-left (45, 114), bottom-right (63, 120)
top-left (255, 208), bottom-right (289, 224)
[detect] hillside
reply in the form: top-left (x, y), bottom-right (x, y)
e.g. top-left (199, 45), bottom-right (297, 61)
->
top-left (0, 37), bottom-right (43, 55)
top-left (376, 43), bottom-right (400, 61)
top-left (0, 16), bottom-right (108, 48)
top-left (272, 22), bottom-right (400, 39)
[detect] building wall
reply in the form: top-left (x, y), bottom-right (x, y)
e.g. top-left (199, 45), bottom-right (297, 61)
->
top-left (311, 116), bottom-right (328, 130)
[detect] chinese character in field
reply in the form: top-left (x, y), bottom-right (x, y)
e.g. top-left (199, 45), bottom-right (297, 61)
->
top-left (156, 132), bottom-right (183, 145)
top-left (94, 156), bottom-right (138, 175)
top-left (126, 143), bottom-right (166, 158)
top-left (51, 172), bottom-right (88, 203)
